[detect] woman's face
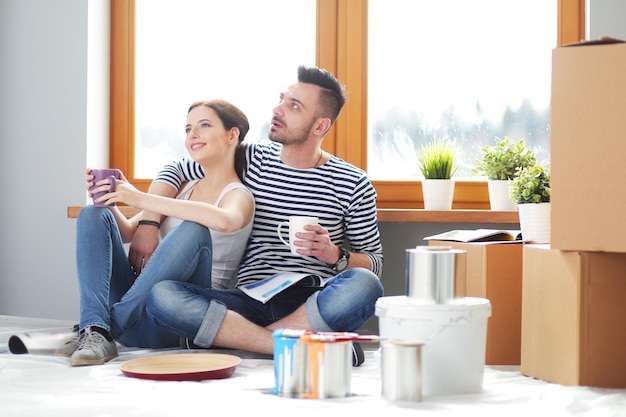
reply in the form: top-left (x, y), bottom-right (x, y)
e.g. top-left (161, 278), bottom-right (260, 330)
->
top-left (185, 105), bottom-right (231, 164)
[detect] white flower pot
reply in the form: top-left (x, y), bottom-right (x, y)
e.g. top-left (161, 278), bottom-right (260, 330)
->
top-left (487, 180), bottom-right (517, 211)
top-left (422, 179), bottom-right (455, 210)
top-left (518, 202), bottom-right (551, 243)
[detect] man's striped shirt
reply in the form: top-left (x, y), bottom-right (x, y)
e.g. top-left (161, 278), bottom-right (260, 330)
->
top-left (155, 142), bottom-right (383, 286)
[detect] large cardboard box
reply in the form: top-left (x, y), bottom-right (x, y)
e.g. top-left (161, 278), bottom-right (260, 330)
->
top-left (521, 244), bottom-right (626, 388)
top-left (551, 38), bottom-right (626, 252)
top-left (429, 240), bottom-right (523, 365)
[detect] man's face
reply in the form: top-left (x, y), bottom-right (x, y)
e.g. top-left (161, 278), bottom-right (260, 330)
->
top-left (269, 82), bottom-right (320, 146)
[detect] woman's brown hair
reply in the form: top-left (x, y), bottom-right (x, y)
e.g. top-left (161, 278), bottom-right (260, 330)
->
top-left (188, 99), bottom-right (249, 181)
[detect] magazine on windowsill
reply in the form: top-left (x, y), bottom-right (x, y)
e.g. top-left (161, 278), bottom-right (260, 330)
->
top-left (240, 272), bottom-right (330, 304)
top-left (423, 229), bottom-right (525, 243)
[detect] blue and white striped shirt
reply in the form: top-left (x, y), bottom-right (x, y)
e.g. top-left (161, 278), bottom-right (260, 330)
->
top-left (155, 142), bottom-right (383, 286)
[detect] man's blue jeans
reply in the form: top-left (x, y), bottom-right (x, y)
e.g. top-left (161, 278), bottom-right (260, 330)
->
top-left (75, 205), bottom-right (214, 348)
top-left (146, 268), bottom-right (384, 347)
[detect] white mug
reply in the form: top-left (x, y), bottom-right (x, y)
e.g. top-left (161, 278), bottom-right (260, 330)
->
top-left (277, 216), bottom-right (319, 255)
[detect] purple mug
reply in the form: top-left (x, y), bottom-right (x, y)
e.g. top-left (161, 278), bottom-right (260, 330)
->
top-left (91, 168), bottom-right (121, 207)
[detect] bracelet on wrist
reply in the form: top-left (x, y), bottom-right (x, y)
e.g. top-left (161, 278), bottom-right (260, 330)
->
top-left (137, 220), bottom-right (160, 229)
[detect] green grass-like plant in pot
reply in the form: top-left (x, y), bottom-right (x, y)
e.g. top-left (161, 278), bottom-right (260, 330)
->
top-left (417, 139), bottom-right (458, 210)
top-left (473, 136), bottom-right (537, 211)
top-left (417, 139), bottom-right (458, 180)
top-left (510, 164), bottom-right (551, 243)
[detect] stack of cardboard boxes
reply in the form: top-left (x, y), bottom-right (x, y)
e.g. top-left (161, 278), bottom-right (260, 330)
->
top-left (521, 38), bottom-right (626, 388)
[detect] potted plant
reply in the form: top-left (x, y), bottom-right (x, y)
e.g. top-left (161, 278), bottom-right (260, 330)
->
top-left (417, 139), bottom-right (458, 210)
top-left (509, 164), bottom-right (551, 243)
top-left (472, 136), bottom-right (536, 211)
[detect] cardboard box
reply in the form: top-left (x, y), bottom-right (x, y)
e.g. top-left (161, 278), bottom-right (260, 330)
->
top-left (521, 244), bottom-right (626, 388)
top-left (551, 38), bottom-right (626, 252)
top-left (429, 240), bottom-right (523, 365)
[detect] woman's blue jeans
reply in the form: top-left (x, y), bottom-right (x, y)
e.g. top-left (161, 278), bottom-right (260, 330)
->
top-left (75, 205), bottom-right (214, 348)
top-left (146, 268), bottom-right (384, 348)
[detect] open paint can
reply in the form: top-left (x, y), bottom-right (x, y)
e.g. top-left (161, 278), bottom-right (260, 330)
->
top-left (298, 333), bottom-right (352, 399)
top-left (381, 339), bottom-right (423, 402)
top-left (273, 329), bottom-right (307, 396)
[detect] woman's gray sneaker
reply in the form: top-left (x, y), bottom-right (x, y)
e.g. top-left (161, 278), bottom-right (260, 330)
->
top-left (70, 327), bottom-right (118, 366)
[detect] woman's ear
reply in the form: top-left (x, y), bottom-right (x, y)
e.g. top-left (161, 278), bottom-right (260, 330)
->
top-left (229, 127), bottom-right (241, 143)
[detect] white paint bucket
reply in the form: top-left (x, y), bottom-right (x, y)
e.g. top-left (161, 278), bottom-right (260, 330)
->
top-left (375, 296), bottom-right (491, 396)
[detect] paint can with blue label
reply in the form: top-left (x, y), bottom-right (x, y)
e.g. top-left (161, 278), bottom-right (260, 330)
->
top-left (272, 329), bottom-right (307, 396)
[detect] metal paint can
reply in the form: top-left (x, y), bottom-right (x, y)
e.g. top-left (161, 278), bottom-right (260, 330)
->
top-left (299, 333), bottom-right (352, 399)
top-left (381, 339), bottom-right (423, 402)
top-left (405, 246), bottom-right (467, 303)
top-left (272, 329), bottom-right (307, 396)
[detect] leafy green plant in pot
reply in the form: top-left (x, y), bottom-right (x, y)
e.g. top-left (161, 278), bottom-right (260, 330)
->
top-left (472, 136), bottom-right (537, 211)
top-left (417, 139), bottom-right (458, 210)
top-left (509, 164), bottom-right (551, 243)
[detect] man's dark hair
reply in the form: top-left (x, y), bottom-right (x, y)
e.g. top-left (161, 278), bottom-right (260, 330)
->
top-left (297, 65), bottom-right (347, 124)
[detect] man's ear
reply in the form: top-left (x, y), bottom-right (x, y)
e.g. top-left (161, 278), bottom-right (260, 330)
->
top-left (314, 117), bottom-right (332, 136)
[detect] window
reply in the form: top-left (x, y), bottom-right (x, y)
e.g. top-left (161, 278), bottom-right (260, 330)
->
top-left (110, 0), bottom-right (584, 208)
top-left (133, 0), bottom-right (316, 178)
top-left (368, 0), bottom-right (554, 180)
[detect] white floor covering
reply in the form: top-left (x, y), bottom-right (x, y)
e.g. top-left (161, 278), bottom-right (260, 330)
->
top-left (1, 315), bottom-right (625, 417)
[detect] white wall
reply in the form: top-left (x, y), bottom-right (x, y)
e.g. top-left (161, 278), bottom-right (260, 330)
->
top-left (587, 0), bottom-right (626, 40)
top-left (0, 0), bottom-right (108, 320)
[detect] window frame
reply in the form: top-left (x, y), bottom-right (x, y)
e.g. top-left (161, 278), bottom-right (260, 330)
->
top-left (110, 0), bottom-right (584, 208)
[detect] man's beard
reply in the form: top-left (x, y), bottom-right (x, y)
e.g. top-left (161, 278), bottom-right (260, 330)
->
top-left (268, 118), bottom-right (316, 146)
